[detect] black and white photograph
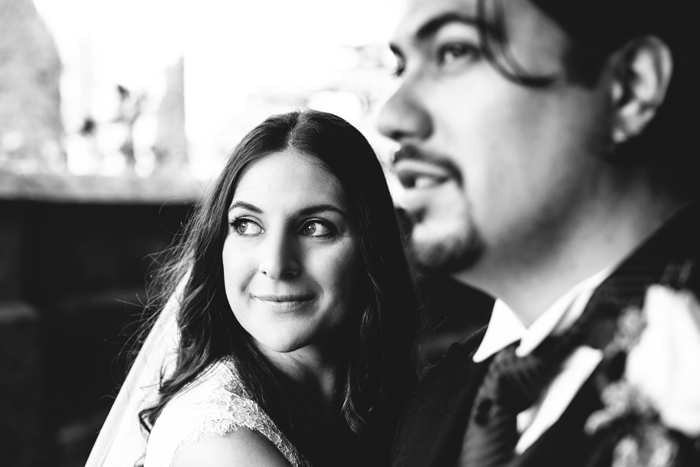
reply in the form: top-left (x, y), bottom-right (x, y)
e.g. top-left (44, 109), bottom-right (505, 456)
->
top-left (2, 1), bottom-right (698, 466)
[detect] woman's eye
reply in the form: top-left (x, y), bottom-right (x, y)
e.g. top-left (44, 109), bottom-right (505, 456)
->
top-left (231, 218), bottom-right (263, 236)
top-left (439, 43), bottom-right (480, 66)
top-left (301, 220), bottom-right (334, 237)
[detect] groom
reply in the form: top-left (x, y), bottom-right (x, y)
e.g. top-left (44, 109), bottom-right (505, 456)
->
top-left (378, 0), bottom-right (700, 466)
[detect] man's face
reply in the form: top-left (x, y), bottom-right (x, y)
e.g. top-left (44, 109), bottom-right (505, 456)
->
top-left (379, 0), bottom-right (612, 286)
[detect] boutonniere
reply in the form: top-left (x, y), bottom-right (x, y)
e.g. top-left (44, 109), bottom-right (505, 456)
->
top-left (585, 285), bottom-right (700, 467)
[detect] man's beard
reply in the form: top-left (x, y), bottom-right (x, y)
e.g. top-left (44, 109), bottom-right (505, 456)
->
top-left (409, 224), bottom-right (483, 276)
top-left (392, 144), bottom-right (483, 275)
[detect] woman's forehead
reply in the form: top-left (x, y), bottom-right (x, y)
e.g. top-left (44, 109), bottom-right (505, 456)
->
top-left (231, 150), bottom-right (347, 213)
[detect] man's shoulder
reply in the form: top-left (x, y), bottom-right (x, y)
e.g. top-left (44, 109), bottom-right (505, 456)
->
top-left (391, 327), bottom-right (490, 467)
top-left (417, 326), bottom-right (487, 385)
top-left (459, 326), bottom-right (489, 352)
top-left (435, 326), bottom-right (486, 367)
top-left (405, 327), bottom-right (489, 419)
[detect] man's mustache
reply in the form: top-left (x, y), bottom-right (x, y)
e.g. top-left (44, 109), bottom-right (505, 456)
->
top-left (392, 145), bottom-right (463, 186)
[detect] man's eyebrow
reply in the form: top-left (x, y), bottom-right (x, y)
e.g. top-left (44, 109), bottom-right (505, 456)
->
top-left (228, 201), bottom-right (262, 213)
top-left (415, 12), bottom-right (481, 40)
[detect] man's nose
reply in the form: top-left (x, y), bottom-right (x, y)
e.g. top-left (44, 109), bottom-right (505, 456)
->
top-left (377, 80), bottom-right (432, 142)
top-left (258, 232), bottom-right (300, 280)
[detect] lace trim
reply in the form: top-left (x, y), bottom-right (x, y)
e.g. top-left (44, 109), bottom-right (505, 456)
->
top-left (146, 358), bottom-right (309, 467)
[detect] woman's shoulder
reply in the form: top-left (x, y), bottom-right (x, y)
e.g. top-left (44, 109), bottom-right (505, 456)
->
top-left (170, 427), bottom-right (292, 467)
top-left (144, 357), bottom-right (309, 467)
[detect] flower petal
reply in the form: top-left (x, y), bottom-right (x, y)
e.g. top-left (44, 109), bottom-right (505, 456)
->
top-left (626, 285), bottom-right (700, 436)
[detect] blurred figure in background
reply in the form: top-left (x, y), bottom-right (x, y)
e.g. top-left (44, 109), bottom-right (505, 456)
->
top-left (379, 0), bottom-right (700, 465)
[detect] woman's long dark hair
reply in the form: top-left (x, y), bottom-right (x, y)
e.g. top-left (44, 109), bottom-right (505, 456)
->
top-left (138, 109), bottom-right (420, 466)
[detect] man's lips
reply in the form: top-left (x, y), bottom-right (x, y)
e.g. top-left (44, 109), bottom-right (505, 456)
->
top-left (393, 159), bottom-right (453, 190)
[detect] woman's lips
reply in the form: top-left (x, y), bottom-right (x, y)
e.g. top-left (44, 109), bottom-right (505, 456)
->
top-left (253, 294), bottom-right (314, 310)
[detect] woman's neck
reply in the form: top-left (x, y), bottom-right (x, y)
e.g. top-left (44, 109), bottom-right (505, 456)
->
top-left (261, 344), bottom-right (347, 420)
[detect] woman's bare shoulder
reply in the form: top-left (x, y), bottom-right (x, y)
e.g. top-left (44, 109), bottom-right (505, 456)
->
top-left (171, 426), bottom-right (292, 467)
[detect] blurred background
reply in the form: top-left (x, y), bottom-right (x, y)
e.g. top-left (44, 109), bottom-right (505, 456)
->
top-left (0, 1), bottom-right (491, 465)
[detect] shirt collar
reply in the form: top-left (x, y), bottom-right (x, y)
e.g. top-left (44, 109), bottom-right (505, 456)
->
top-left (473, 265), bottom-right (615, 363)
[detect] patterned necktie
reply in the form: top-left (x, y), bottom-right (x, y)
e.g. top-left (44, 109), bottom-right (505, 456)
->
top-left (459, 307), bottom-right (604, 467)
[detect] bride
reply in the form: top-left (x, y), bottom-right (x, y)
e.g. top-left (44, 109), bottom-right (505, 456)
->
top-left (86, 110), bottom-right (421, 467)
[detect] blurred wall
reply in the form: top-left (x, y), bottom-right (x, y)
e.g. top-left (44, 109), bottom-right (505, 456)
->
top-left (0, 175), bottom-right (197, 466)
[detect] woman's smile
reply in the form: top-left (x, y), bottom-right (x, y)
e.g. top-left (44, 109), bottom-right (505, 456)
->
top-left (252, 293), bottom-right (315, 311)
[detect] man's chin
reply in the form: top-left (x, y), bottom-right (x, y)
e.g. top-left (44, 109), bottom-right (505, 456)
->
top-left (410, 236), bottom-right (482, 277)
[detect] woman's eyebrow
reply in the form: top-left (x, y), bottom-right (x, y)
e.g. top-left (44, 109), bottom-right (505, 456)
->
top-left (229, 201), bottom-right (348, 219)
top-left (297, 204), bottom-right (348, 219)
top-left (228, 201), bottom-right (262, 213)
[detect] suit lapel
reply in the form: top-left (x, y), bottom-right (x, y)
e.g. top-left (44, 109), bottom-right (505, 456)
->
top-left (433, 349), bottom-right (490, 467)
top-left (510, 371), bottom-right (608, 467)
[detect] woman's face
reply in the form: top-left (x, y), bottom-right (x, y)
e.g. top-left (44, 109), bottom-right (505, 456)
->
top-left (222, 149), bottom-right (362, 357)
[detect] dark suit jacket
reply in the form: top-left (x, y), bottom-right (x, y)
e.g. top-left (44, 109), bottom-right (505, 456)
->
top-left (391, 203), bottom-right (700, 467)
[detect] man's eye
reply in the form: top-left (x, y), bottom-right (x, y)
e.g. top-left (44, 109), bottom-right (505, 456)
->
top-left (398, 172), bottom-right (444, 189)
top-left (439, 43), bottom-right (480, 66)
top-left (414, 175), bottom-right (442, 189)
top-left (231, 218), bottom-right (263, 236)
top-left (301, 220), bottom-right (334, 237)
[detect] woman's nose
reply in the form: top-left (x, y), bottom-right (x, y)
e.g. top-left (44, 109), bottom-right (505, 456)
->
top-left (257, 232), bottom-right (300, 280)
top-left (376, 79), bottom-right (433, 143)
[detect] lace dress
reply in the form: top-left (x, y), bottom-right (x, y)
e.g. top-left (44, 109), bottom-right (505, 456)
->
top-left (143, 357), bottom-right (310, 467)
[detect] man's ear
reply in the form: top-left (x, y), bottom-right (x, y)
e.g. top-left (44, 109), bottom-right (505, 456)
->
top-left (610, 36), bottom-right (673, 144)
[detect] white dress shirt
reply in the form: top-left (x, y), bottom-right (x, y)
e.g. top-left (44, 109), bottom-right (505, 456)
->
top-left (472, 266), bottom-right (616, 453)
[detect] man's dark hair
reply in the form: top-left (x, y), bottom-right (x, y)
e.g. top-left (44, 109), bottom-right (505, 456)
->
top-left (477, 0), bottom-right (699, 193)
